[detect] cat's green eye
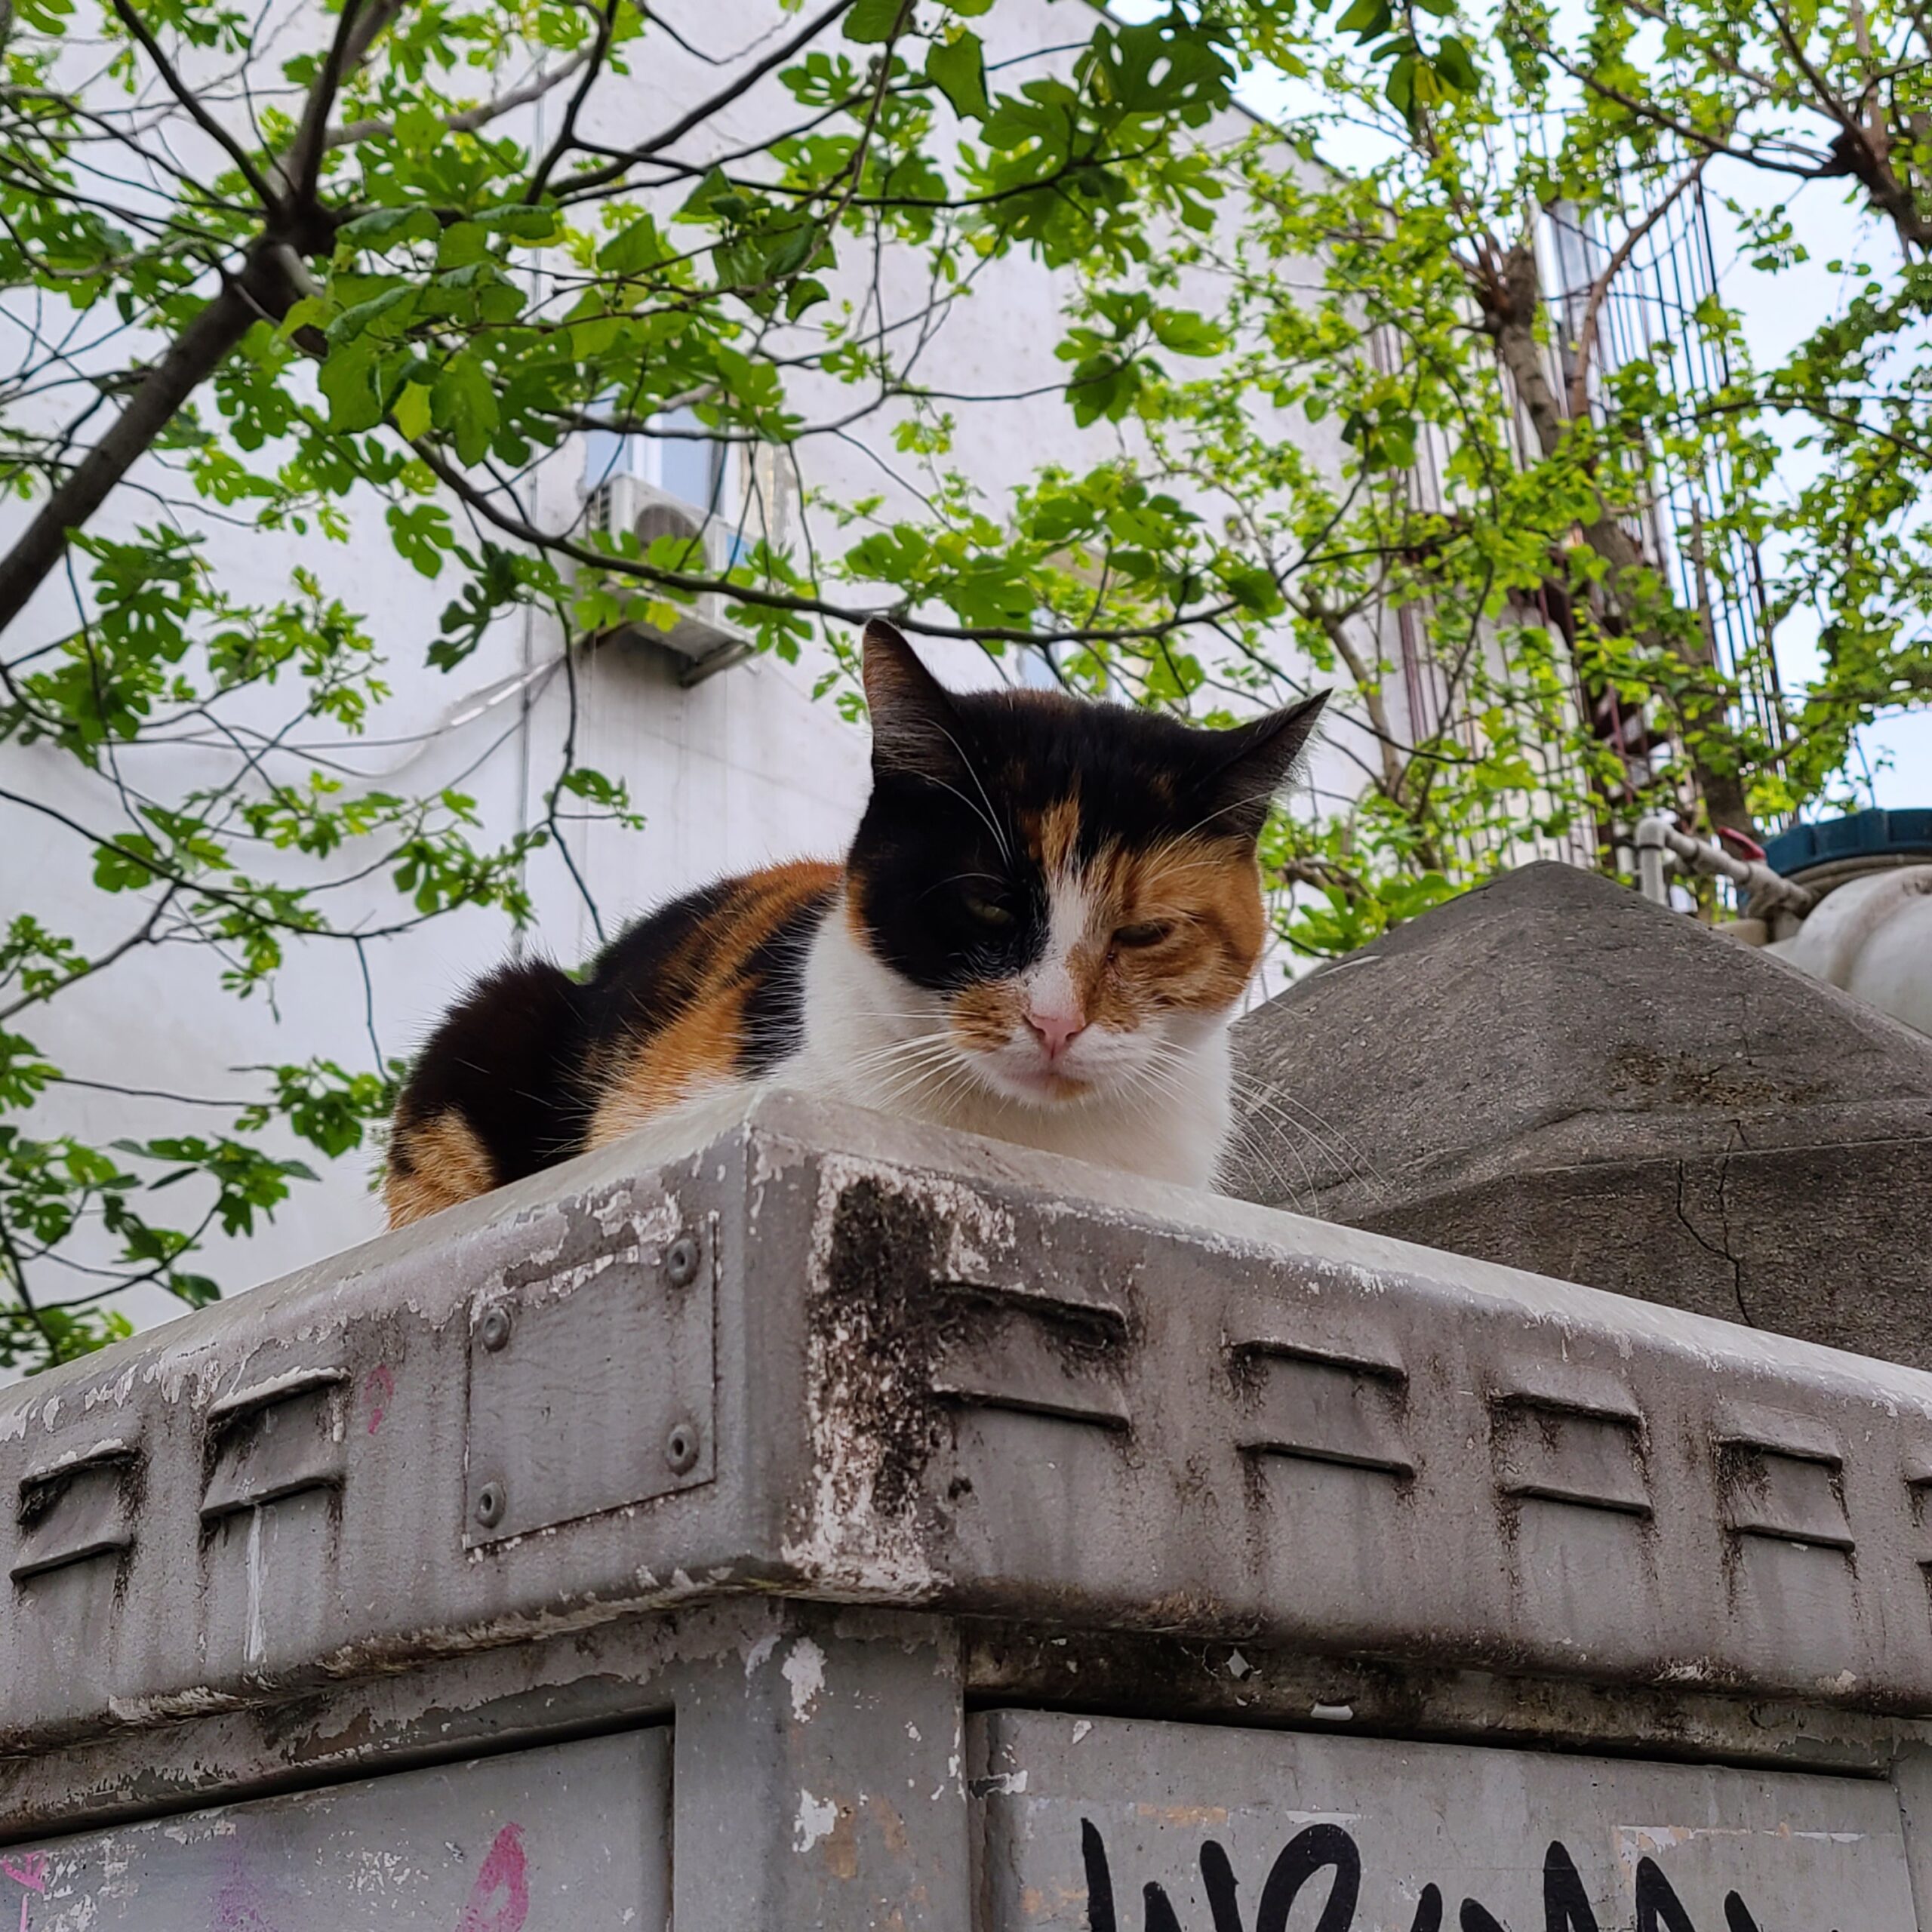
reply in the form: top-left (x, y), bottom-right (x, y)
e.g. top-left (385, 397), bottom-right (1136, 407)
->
top-left (962, 893), bottom-right (1015, 928)
top-left (1113, 920), bottom-right (1171, 948)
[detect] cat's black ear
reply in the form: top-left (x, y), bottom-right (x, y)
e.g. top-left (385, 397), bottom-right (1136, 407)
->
top-left (862, 617), bottom-right (964, 780)
top-left (1198, 691), bottom-right (1328, 840)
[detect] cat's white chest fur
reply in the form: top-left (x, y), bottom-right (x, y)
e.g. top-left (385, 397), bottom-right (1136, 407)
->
top-left (781, 902), bottom-right (1236, 1189)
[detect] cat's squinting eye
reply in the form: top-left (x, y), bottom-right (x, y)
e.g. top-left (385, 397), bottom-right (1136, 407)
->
top-left (1112, 921), bottom-right (1172, 948)
top-left (961, 893), bottom-right (1015, 928)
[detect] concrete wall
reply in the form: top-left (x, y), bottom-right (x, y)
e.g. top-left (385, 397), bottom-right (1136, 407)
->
top-left (5, 1100), bottom-right (1932, 1924)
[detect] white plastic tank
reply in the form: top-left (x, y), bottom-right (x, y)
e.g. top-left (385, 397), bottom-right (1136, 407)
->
top-left (1756, 811), bottom-right (1932, 1038)
top-left (1767, 865), bottom-right (1932, 1035)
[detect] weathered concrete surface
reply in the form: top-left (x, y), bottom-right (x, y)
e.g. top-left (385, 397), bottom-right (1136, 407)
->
top-left (8, 1097), bottom-right (1932, 1924)
top-left (17, 1730), bottom-right (670, 1930)
top-left (974, 1712), bottom-right (1918, 1932)
top-left (9, 1091), bottom-right (1932, 1768)
top-left (1226, 861), bottom-right (1932, 1365)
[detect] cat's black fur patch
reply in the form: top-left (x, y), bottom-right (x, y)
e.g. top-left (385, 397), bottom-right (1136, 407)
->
top-left (851, 645), bottom-right (1323, 995)
top-left (392, 871), bottom-right (840, 1194)
top-left (389, 957), bottom-right (586, 1188)
top-left (574, 876), bottom-right (742, 1055)
top-left (734, 890), bottom-right (838, 1074)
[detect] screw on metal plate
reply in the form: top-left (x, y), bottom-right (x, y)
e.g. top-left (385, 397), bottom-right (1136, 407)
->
top-left (665, 1235), bottom-right (701, 1287)
top-left (478, 1304), bottom-right (513, 1352)
top-left (475, 1481), bottom-right (506, 1529)
top-left (664, 1422), bottom-right (700, 1475)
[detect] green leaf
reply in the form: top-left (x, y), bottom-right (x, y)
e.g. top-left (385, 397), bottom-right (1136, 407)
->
top-left (472, 205), bottom-right (565, 242)
top-left (925, 32), bottom-right (990, 119)
top-left (392, 381), bottom-right (432, 441)
top-left (1432, 34), bottom-right (1480, 94)
top-left (598, 214), bottom-right (671, 274)
top-left (91, 835), bottom-right (160, 893)
top-left (1149, 308), bottom-right (1227, 356)
top-left (844, 0), bottom-right (908, 42)
top-left (436, 222), bottom-right (491, 269)
top-left (431, 354), bottom-right (500, 465)
top-left (338, 206), bottom-right (440, 249)
top-left (328, 285), bottom-right (417, 345)
top-left (318, 339), bottom-right (383, 432)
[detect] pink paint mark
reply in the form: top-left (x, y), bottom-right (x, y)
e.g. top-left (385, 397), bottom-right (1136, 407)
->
top-left (365, 1363), bottom-right (395, 1435)
top-left (3, 1852), bottom-right (47, 1932)
top-left (455, 1824), bottom-right (529, 1932)
top-left (0, 1857), bottom-right (46, 1896)
top-left (211, 1863), bottom-right (281, 1932)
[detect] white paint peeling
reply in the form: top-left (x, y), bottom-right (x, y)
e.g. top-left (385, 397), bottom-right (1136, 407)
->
top-left (743, 1632), bottom-right (780, 1679)
top-left (245, 1506), bottom-right (267, 1666)
top-left (1071, 1719), bottom-right (1093, 1745)
top-left (21, 1435), bottom-right (133, 1476)
top-left (208, 1365), bottom-right (346, 1420)
top-left (794, 1789), bottom-right (838, 1853)
top-left (783, 1636), bottom-right (827, 1720)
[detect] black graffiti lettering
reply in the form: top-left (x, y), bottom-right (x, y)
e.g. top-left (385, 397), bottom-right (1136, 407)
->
top-left (1636, 1856), bottom-right (1697, 1932)
top-left (1543, 1841), bottom-right (1600, 1932)
top-left (1200, 1839), bottom-right (1246, 1932)
top-left (1082, 1819), bottom-right (1119, 1932)
top-left (1145, 1882), bottom-right (1186, 1932)
top-left (1255, 1823), bottom-right (1361, 1932)
top-left (1077, 1820), bottom-right (1770, 1932)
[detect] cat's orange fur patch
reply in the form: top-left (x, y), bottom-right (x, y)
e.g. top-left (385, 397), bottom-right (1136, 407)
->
top-left (1024, 795), bottom-right (1083, 875)
top-left (587, 859), bottom-right (840, 1148)
top-left (384, 1110), bottom-right (494, 1227)
top-left (940, 830), bottom-right (1265, 1062)
top-left (1091, 836), bottom-right (1266, 1023)
top-left (950, 980), bottom-right (1027, 1051)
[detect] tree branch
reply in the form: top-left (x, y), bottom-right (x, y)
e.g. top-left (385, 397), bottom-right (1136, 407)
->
top-left (0, 244), bottom-right (308, 641)
top-left (107, 0), bottom-right (283, 212)
top-left (326, 46), bottom-right (594, 150)
top-left (1564, 157), bottom-right (1709, 422)
top-left (558, 0), bottom-right (854, 195)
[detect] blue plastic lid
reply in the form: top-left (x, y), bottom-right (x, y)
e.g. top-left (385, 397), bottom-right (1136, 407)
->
top-left (1762, 808), bottom-right (1932, 878)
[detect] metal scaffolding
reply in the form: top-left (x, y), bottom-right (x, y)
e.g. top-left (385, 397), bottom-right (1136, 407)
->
top-left (1540, 177), bottom-right (1789, 830)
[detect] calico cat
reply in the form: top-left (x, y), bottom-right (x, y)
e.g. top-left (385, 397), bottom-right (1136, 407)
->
top-left (383, 620), bottom-right (1324, 1226)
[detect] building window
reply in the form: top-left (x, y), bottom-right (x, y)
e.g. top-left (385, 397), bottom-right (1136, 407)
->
top-left (580, 405), bottom-right (737, 516)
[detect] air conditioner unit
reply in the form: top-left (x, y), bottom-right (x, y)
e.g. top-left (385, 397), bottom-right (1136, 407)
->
top-left (580, 474), bottom-right (755, 686)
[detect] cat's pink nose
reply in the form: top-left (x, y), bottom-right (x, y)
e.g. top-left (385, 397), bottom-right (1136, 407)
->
top-left (1026, 1004), bottom-right (1087, 1060)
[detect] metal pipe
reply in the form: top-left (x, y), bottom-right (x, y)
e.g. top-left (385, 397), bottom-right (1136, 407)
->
top-left (1633, 814), bottom-right (1815, 915)
top-left (1634, 815), bottom-right (1673, 906)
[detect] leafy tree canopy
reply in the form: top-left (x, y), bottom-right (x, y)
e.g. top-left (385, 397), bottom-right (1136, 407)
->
top-left (1, 0), bottom-right (1926, 1366)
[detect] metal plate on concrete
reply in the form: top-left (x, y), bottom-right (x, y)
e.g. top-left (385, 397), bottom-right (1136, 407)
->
top-left (7, 1728), bottom-right (669, 1929)
top-left (465, 1219), bottom-right (714, 1545)
top-left (974, 1712), bottom-right (1915, 1930)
